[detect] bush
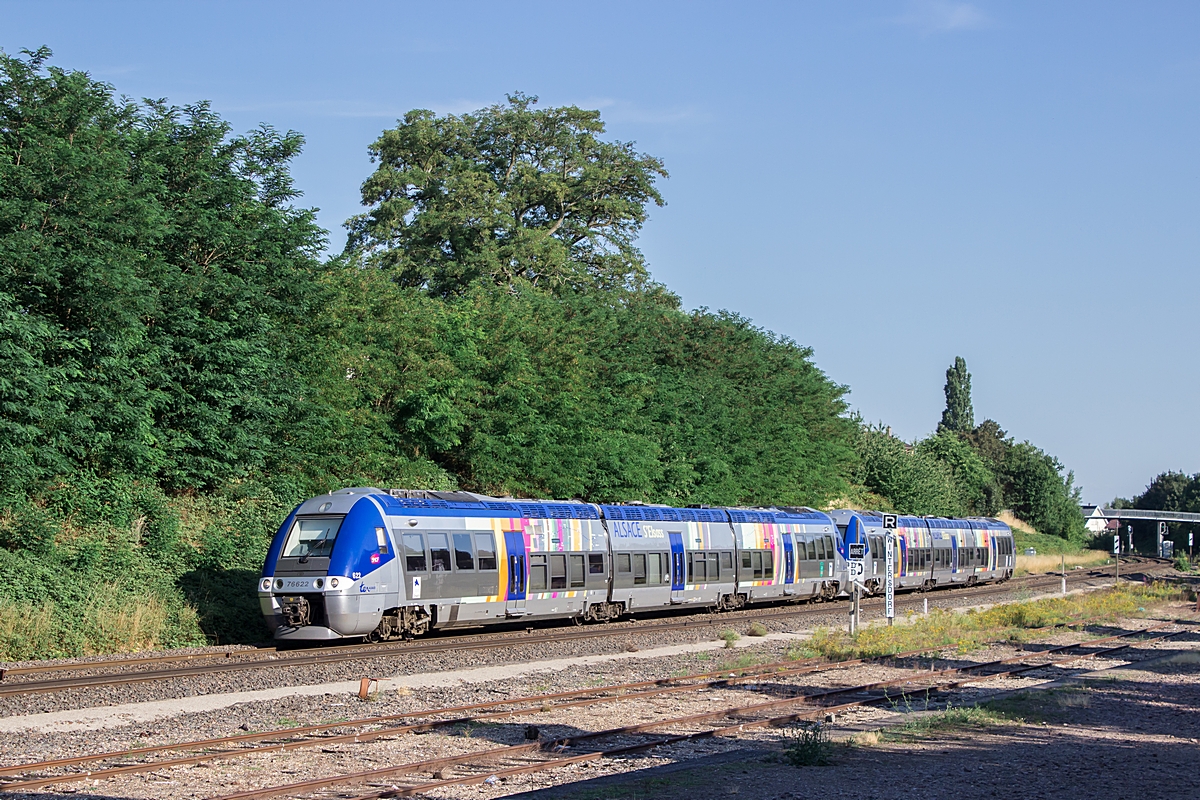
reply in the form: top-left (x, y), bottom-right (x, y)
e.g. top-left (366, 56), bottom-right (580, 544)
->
top-left (782, 723), bottom-right (833, 766)
top-left (747, 622), bottom-right (768, 637)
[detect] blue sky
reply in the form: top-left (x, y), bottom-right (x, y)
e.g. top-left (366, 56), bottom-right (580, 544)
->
top-left (5, 1), bottom-right (1198, 504)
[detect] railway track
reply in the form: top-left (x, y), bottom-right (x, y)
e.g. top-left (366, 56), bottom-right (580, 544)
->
top-left (0, 615), bottom-right (1184, 797)
top-left (0, 560), bottom-right (1168, 699)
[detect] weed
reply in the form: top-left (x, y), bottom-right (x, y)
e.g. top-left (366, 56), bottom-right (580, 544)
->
top-left (720, 629), bottom-right (740, 648)
top-left (721, 653), bottom-right (761, 671)
top-left (785, 644), bottom-right (818, 661)
top-left (1174, 553), bottom-right (1195, 573)
top-left (277, 717), bottom-right (299, 728)
top-left (781, 723), bottom-right (833, 766)
top-left (747, 622), bottom-right (768, 637)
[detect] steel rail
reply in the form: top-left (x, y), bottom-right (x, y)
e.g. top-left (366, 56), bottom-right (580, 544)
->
top-left (0, 563), bottom-right (1163, 697)
top-left (214, 622), bottom-right (1187, 800)
top-left (0, 613), bottom-right (1112, 790)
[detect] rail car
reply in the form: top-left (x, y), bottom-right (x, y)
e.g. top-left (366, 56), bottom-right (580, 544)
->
top-left (828, 510), bottom-right (1015, 594)
top-left (258, 488), bottom-right (1012, 642)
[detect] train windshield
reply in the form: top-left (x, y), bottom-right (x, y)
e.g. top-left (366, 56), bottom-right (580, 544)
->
top-left (283, 516), bottom-right (343, 558)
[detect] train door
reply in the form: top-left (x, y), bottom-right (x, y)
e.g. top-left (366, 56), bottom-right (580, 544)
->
top-left (504, 531), bottom-right (527, 616)
top-left (669, 532), bottom-right (685, 604)
top-left (951, 534), bottom-right (959, 576)
top-left (782, 532), bottom-right (796, 595)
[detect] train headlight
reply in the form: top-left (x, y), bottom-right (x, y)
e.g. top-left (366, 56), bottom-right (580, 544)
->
top-left (260, 578), bottom-right (271, 592)
top-left (274, 578), bottom-right (284, 590)
top-left (314, 578), bottom-right (324, 589)
top-left (329, 577), bottom-right (339, 588)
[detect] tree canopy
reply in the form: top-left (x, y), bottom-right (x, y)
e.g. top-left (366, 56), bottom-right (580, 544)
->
top-left (0, 47), bottom-right (325, 495)
top-left (344, 93), bottom-right (667, 297)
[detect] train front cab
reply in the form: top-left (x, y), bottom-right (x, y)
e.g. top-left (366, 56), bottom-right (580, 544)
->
top-left (259, 488), bottom-right (401, 642)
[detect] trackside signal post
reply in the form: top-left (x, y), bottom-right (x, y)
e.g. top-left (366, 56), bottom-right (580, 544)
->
top-left (848, 540), bottom-right (865, 635)
top-left (883, 514), bottom-right (897, 626)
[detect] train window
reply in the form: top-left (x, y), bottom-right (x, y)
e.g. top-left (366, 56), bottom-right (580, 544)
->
top-left (807, 539), bottom-right (817, 560)
top-left (530, 554), bottom-right (547, 591)
top-left (634, 553), bottom-right (647, 585)
top-left (402, 533), bottom-right (426, 572)
top-left (721, 551), bottom-right (733, 571)
top-left (824, 535), bottom-right (835, 557)
top-left (452, 533), bottom-right (475, 571)
top-left (693, 552), bottom-right (708, 582)
top-left (742, 551), bottom-right (753, 572)
top-left (707, 552), bottom-right (719, 580)
top-left (816, 537), bottom-right (826, 561)
top-left (570, 555), bottom-right (585, 588)
top-left (751, 551), bottom-right (763, 580)
top-left (797, 539), bottom-right (808, 561)
top-left (763, 550), bottom-right (773, 577)
top-left (283, 517), bottom-right (343, 559)
top-left (648, 552), bottom-right (662, 584)
top-left (375, 527), bottom-right (390, 555)
top-left (588, 553), bottom-right (605, 575)
top-left (428, 533), bottom-right (452, 572)
top-left (475, 533), bottom-right (497, 571)
top-left (550, 554), bottom-right (567, 590)
top-left (618, 553), bottom-right (632, 573)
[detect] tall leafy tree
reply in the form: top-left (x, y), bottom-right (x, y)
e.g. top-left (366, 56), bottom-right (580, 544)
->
top-left (938, 356), bottom-right (974, 434)
top-left (344, 93), bottom-right (667, 296)
top-left (0, 48), bottom-right (325, 493)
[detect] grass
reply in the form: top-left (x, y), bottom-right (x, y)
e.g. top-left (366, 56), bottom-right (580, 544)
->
top-left (981, 686), bottom-right (1091, 724)
top-left (802, 583), bottom-right (1184, 661)
top-left (0, 585), bottom-right (188, 661)
top-left (720, 629), bottom-right (740, 648)
top-left (718, 652), bottom-right (764, 671)
top-left (876, 703), bottom-right (1012, 742)
top-left (1016, 551), bottom-right (1110, 576)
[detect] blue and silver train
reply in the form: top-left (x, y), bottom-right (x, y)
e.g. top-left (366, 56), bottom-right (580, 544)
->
top-left (259, 488), bottom-right (1015, 642)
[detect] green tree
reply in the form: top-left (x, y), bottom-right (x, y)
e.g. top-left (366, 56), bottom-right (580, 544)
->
top-left (853, 425), bottom-right (960, 516)
top-left (916, 430), bottom-right (1000, 515)
top-left (1000, 442), bottom-right (1084, 539)
top-left (0, 47), bottom-right (325, 493)
top-left (344, 93), bottom-right (667, 297)
top-left (938, 356), bottom-right (974, 434)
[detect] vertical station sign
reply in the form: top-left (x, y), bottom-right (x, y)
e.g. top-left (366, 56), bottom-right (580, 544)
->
top-left (882, 514), bottom-right (897, 622)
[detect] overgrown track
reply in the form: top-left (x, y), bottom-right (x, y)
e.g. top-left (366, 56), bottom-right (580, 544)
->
top-left (0, 560), bottom-right (1169, 700)
top-left (0, 615), bottom-right (1169, 794)
top-left (213, 622), bottom-right (1187, 800)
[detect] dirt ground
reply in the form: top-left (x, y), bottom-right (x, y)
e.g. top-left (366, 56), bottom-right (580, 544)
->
top-left (502, 639), bottom-right (1200, 800)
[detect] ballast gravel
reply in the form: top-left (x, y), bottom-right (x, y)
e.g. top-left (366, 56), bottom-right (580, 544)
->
top-left (0, 569), bottom-right (1132, 720)
top-left (0, 599), bottom-right (1193, 800)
